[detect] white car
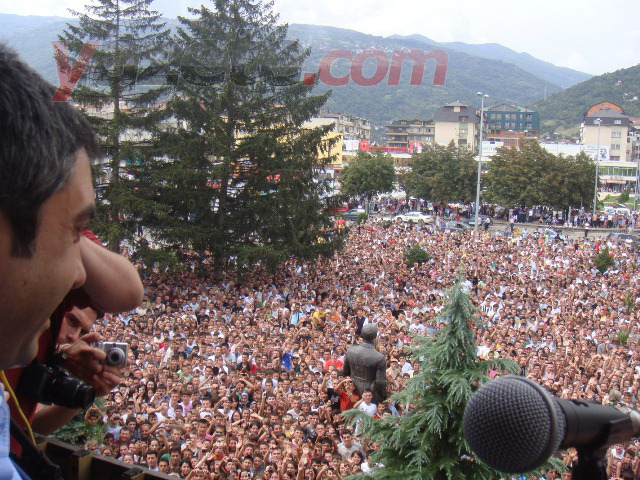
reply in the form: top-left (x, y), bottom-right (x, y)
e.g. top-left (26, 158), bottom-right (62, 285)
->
top-left (615, 207), bottom-right (631, 215)
top-left (395, 211), bottom-right (433, 224)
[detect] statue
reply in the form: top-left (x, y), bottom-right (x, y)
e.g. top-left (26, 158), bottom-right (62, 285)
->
top-left (342, 324), bottom-right (387, 404)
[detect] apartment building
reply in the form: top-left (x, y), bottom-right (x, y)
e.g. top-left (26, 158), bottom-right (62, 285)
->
top-left (385, 119), bottom-right (435, 150)
top-left (485, 103), bottom-right (539, 148)
top-left (316, 111), bottom-right (371, 143)
top-left (581, 102), bottom-right (636, 190)
top-left (433, 102), bottom-right (480, 150)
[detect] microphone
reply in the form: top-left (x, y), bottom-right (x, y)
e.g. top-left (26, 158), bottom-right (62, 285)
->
top-left (463, 375), bottom-right (640, 473)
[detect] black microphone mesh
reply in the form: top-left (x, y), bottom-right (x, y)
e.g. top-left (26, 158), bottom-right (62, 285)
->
top-left (463, 376), bottom-right (566, 473)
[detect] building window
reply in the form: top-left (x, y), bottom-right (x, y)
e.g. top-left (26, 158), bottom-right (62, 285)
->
top-left (612, 132), bottom-right (621, 138)
top-left (614, 120), bottom-right (622, 125)
top-left (526, 114), bottom-right (532, 119)
top-left (611, 156), bottom-right (620, 161)
top-left (611, 144), bottom-right (620, 151)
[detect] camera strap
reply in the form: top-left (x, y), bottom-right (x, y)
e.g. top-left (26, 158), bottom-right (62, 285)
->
top-left (9, 418), bottom-right (63, 480)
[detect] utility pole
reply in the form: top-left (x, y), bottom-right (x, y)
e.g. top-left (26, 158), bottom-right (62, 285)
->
top-left (474, 92), bottom-right (488, 233)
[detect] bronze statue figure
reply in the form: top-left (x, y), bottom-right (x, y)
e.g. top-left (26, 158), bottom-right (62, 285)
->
top-left (342, 324), bottom-right (387, 404)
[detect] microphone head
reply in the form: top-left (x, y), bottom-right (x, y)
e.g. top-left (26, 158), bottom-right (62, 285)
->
top-left (463, 375), bottom-right (566, 473)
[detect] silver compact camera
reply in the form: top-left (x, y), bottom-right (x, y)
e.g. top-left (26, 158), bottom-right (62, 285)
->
top-left (98, 342), bottom-right (128, 366)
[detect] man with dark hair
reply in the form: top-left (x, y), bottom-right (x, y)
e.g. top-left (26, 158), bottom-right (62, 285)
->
top-left (145, 450), bottom-right (159, 471)
top-left (0, 45), bottom-right (98, 370)
top-left (0, 43), bottom-right (142, 478)
top-left (0, 43), bottom-right (97, 478)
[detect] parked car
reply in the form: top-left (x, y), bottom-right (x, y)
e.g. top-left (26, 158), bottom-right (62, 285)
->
top-left (604, 205), bottom-right (631, 215)
top-left (343, 208), bottom-right (366, 221)
top-left (607, 232), bottom-right (638, 242)
top-left (615, 206), bottom-right (631, 215)
top-left (534, 227), bottom-right (566, 241)
top-left (465, 214), bottom-right (493, 227)
top-left (394, 211), bottom-right (433, 224)
top-left (445, 221), bottom-right (471, 232)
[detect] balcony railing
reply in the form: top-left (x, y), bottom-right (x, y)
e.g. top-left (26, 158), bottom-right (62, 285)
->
top-left (29, 435), bottom-right (173, 480)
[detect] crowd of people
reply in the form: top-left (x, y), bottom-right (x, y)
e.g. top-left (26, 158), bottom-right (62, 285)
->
top-left (2, 39), bottom-right (640, 480)
top-left (75, 219), bottom-right (639, 480)
top-left (373, 197), bottom-right (640, 231)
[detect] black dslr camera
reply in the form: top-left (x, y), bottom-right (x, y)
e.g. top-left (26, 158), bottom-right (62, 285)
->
top-left (17, 363), bottom-right (95, 410)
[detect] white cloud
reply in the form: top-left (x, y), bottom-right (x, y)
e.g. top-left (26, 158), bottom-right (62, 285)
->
top-left (0, 0), bottom-right (77, 16)
top-left (561, 53), bottom-right (590, 73)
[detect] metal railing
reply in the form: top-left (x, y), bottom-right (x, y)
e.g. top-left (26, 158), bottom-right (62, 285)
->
top-left (33, 435), bottom-right (174, 480)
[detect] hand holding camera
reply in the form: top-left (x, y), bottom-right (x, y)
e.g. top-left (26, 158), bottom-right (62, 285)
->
top-left (63, 333), bottom-right (126, 397)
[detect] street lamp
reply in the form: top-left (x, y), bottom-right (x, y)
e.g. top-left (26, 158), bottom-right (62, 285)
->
top-left (592, 118), bottom-right (602, 220)
top-left (474, 92), bottom-right (488, 233)
top-left (635, 149), bottom-right (640, 212)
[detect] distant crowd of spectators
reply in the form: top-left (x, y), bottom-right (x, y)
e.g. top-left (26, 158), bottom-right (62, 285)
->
top-left (80, 220), bottom-right (640, 479)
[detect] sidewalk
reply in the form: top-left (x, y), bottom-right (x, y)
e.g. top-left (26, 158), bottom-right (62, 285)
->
top-left (492, 219), bottom-right (628, 238)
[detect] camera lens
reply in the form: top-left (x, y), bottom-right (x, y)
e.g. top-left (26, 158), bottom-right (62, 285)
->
top-left (107, 348), bottom-right (124, 365)
top-left (18, 364), bottom-right (95, 410)
top-left (50, 374), bottom-right (96, 410)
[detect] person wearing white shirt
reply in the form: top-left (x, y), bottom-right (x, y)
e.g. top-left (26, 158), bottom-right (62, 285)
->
top-left (355, 390), bottom-right (377, 416)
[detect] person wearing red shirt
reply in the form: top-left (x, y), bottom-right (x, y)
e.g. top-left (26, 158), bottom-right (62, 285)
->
top-left (335, 377), bottom-right (359, 412)
top-left (323, 352), bottom-right (344, 371)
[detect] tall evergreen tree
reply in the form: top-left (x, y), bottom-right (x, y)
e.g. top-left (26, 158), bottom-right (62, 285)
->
top-left (343, 275), bottom-right (519, 479)
top-left (60, 0), bottom-right (171, 251)
top-left (137, 0), bottom-right (340, 277)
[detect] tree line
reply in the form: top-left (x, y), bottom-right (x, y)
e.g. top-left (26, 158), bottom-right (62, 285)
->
top-left (341, 140), bottom-right (596, 213)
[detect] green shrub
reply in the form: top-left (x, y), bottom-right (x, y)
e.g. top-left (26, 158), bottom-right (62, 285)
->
top-left (404, 245), bottom-right (430, 267)
top-left (624, 293), bottom-right (636, 312)
top-left (619, 190), bottom-right (631, 204)
top-left (618, 329), bottom-right (630, 346)
top-left (594, 247), bottom-right (615, 274)
top-left (356, 212), bottom-right (368, 224)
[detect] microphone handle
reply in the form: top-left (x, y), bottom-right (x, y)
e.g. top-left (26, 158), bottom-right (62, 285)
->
top-left (571, 448), bottom-right (607, 480)
top-left (557, 398), bottom-right (638, 451)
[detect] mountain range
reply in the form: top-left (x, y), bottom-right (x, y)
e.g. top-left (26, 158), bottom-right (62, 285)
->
top-left (535, 63), bottom-right (640, 133)
top-left (3, 13), bottom-right (634, 137)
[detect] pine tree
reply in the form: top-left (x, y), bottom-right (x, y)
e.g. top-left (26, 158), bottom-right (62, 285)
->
top-left (137, 0), bottom-right (341, 277)
top-left (343, 275), bottom-right (519, 480)
top-left (594, 247), bottom-right (615, 274)
top-left (60, 0), bottom-right (171, 251)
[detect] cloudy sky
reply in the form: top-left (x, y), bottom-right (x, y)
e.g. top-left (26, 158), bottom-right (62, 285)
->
top-left (1, 0), bottom-right (638, 75)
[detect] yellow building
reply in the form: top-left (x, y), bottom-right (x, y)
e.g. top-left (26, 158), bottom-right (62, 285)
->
top-left (304, 117), bottom-right (345, 168)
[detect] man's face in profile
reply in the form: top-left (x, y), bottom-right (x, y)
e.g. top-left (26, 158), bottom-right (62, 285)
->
top-left (0, 149), bottom-right (94, 368)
